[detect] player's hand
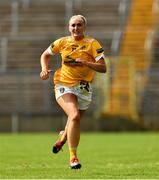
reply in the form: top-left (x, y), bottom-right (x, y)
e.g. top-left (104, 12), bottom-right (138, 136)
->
top-left (40, 69), bottom-right (52, 80)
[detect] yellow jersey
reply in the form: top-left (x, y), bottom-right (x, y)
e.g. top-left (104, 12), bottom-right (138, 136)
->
top-left (48, 36), bottom-right (105, 86)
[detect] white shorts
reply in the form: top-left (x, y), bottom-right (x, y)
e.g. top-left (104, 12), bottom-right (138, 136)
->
top-left (54, 81), bottom-right (92, 110)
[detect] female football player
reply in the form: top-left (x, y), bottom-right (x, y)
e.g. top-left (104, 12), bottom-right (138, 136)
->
top-left (40, 15), bottom-right (107, 169)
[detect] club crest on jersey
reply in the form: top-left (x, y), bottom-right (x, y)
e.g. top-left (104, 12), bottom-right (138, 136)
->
top-left (71, 44), bottom-right (78, 51)
top-left (96, 48), bottom-right (104, 54)
top-left (60, 87), bottom-right (65, 93)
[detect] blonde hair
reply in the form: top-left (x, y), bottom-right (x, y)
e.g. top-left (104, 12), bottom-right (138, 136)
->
top-left (69, 15), bottom-right (87, 26)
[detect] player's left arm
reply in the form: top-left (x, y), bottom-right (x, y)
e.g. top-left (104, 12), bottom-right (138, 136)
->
top-left (75, 39), bottom-right (107, 73)
top-left (75, 57), bottom-right (107, 73)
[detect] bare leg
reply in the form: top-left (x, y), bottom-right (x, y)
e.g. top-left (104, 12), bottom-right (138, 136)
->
top-left (61, 110), bottom-right (85, 143)
top-left (52, 94), bottom-right (85, 155)
top-left (58, 97), bottom-right (85, 149)
top-left (57, 94), bottom-right (80, 152)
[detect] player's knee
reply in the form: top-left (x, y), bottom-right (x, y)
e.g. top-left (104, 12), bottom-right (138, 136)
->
top-left (70, 111), bottom-right (80, 123)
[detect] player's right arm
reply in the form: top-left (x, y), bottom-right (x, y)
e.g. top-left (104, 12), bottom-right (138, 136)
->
top-left (40, 48), bottom-right (52, 80)
top-left (40, 38), bottom-right (62, 80)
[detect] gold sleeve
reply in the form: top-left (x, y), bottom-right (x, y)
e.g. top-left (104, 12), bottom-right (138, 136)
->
top-left (91, 40), bottom-right (105, 61)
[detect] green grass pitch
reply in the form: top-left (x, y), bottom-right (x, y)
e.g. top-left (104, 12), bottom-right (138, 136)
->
top-left (0, 132), bottom-right (159, 179)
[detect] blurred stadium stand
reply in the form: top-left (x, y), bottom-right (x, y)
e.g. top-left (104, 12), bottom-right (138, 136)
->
top-left (141, 30), bottom-right (159, 129)
top-left (96, 0), bottom-right (159, 130)
top-left (0, 0), bottom-right (159, 132)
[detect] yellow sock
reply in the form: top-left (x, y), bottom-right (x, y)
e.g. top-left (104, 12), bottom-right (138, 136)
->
top-left (69, 147), bottom-right (77, 160)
